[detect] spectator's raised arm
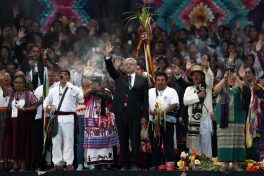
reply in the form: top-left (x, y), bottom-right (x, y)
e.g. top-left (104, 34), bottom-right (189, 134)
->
top-left (14, 28), bottom-right (30, 74)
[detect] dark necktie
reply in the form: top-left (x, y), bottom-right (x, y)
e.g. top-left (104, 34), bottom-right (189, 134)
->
top-left (128, 75), bottom-right (132, 90)
top-left (32, 72), bottom-right (38, 89)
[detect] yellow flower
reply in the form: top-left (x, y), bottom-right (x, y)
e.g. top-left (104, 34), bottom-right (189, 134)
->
top-left (247, 163), bottom-right (254, 170)
top-left (177, 160), bottom-right (184, 168)
top-left (189, 156), bottom-right (195, 162)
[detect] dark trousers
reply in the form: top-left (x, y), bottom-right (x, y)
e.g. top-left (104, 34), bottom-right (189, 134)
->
top-left (116, 111), bottom-right (141, 168)
top-left (35, 119), bottom-right (45, 169)
top-left (77, 116), bottom-right (84, 164)
top-left (148, 121), bottom-right (175, 167)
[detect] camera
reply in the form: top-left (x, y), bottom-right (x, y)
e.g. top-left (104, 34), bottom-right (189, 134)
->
top-left (225, 63), bottom-right (237, 75)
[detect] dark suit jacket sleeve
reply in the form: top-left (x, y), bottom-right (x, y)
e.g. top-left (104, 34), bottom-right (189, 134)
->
top-left (14, 14), bottom-right (23, 31)
top-left (177, 77), bottom-right (192, 90)
top-left (142, 78), bottom-right (149, 119)
top-left (105, 57), bottom-right (119, 80)
top-left (14, 43), bottom-right (30, 73)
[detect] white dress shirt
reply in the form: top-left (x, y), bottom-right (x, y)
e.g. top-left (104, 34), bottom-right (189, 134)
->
top-left (128, 72), bottom-right (135, 88)
top-left (43, 82), bottom-right (83, 123)
top-left (29, 63), bottom-right (41, 86)
top-left (34, 84), bottom-right (56, 120)
top-left (148, 86), bottom-right (179, 122)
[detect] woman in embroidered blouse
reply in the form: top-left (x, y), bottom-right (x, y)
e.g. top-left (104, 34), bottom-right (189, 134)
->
top-left (2, 74), bottom-right (40, 172)
top-left (83, 77), bottom-right (119, 170)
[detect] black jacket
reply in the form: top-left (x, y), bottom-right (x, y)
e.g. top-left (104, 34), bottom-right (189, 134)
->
top-left (105, 57), bottom-right (149, 119)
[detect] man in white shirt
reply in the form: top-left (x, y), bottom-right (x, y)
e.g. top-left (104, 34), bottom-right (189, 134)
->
top-left (43, 70), bottom-right (83, 171)
top-left (148, 71), bottom-right (179, 169)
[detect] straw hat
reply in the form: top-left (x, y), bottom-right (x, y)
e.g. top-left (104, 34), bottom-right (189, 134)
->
top-left (190, 65), bottom-right (204, 76)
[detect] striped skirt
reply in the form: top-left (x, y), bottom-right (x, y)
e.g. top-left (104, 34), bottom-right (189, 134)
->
top-left (217, 123), bottom-right (245, 162)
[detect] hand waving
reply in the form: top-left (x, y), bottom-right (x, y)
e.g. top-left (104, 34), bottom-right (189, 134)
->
top-left (201, 55), bottom-right (209, 69)
top-left (114, 56), bottom-right (122, 70)
top-left (186, 60), bottom-right (192, 71)
top-left (17, 28), bottom-right (27, 41)
top-left (13, 6), bottom-right (20, 18)
top-left (105, 41), bottom-right (114, 57)
top-left (172, 64), bottom-right (181, 75)
top-left (238, 65), bottom-right (245, 78)
top-left (228, 52), bottom-right (235, 63)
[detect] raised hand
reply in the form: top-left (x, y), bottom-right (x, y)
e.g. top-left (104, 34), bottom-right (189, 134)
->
top-left (256, 40), bottom-right (263, 52)
top-left (59, 16), bottom-right (68, 27)
top-left (17, 28), bottom-right (27, 41)
top-left (186, 60), bottom-right (192, 71)
top-left (114, 56), bottom-right (122, 70)
top-left (201, 55), bottom-right (209, 69)
top-left (236, 76), bottom-right (245, 89)
top-left (228, 52), bottom-right (235, 63)
top-left (105, 41), bottom-right (114, 57)
top-left (172, 64), bottom-right (181, 75)
top-left (13, 6), bottom-right (20, 18)
top-left (238, 65), bottom-right (245, 78)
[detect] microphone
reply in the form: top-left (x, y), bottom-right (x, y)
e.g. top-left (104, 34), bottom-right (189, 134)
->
top-left (60, 75), bottom-right (64, 79)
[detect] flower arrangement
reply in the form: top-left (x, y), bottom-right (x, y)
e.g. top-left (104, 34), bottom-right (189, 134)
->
top-left (177, 151), bottom-right (221, 171)
top-left (152, 101), bottom-right (166, 140)
top-left (246, 160), bottom-right (264, 171)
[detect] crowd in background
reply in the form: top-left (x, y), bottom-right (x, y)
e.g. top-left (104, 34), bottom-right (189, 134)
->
top-left (0, 6), bottom-right (263, 172)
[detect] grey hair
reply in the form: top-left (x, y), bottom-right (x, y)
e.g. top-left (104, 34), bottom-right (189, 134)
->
top-left (124, 57), bottom-right (137, 65)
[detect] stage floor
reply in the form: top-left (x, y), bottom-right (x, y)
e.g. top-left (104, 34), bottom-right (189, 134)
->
top-left (0, 171), bottom-right (264, 176)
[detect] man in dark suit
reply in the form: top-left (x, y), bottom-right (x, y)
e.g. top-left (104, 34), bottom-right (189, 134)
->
top-left (105, 41), bottom-right (148, 170)
top-left (15, 28), bottom-right (44, 90)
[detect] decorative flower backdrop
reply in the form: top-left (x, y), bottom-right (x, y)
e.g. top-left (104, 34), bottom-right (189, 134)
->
top-left (38, 0), bottom-right (90, 33)
top-left (180, 0), bottom-right (226, 29)
top-left (37, 0), bottom-right (263, 33)
top-left (154, 0), bottom-right (262, 31)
